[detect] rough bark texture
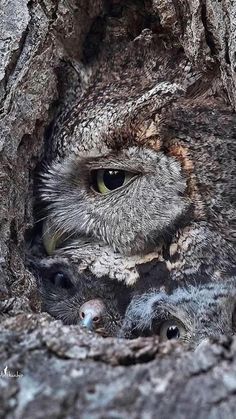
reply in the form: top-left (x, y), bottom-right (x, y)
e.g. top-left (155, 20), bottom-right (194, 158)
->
top-left (2, 314), bottom-right (236, 419)
top-left (0, 0), bottom-right (236, 417)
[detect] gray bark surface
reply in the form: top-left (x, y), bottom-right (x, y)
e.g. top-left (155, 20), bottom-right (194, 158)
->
top-left (0, 0), bottom-right (236, 417)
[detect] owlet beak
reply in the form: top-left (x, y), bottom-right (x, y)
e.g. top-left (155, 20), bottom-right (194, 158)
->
top-left (79, 299), bottom-right (105, 332)
top-left (80, 314), bottom-right (94, 331)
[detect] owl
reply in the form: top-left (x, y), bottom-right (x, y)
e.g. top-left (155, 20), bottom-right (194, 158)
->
top-left (39, 89), bottom-right (236, 290)
top-left (119, 277), bottom-right (236, 348)
top-left (36, 20), bottom-right (236, 335)
top-left (32, 256), bottom-right (131, 336)
top-left (31, 254), bottom-right (236, 346)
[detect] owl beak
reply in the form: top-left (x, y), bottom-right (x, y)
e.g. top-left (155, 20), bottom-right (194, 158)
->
top-left (79, 299), bottom-right (105, 332)
top-left (80, 314), bottom-right (94, 331)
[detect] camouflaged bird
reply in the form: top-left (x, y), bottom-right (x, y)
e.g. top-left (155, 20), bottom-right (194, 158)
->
top-left (33, 256), bottom-right (131, 336)
top-left (36, 10), bottom-right (236, 337)
top-left (119, 276), bottom-right (236, 348)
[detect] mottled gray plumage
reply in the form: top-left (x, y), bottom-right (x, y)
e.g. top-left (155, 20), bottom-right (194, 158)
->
top-left (33, 257), bottom-right (131, 336)
top-left (41, 146), bottom-right (191, 256)
top-left (32, 254), bottom-right (236, 346)
top-left (39, 85), bottom-right (236, 288)
top-left (120, 277), bottom-right (236, 347)
top-left (36, 21), bottom-right (236, 341)
top-left (31, 219), bottom-right (236, 342)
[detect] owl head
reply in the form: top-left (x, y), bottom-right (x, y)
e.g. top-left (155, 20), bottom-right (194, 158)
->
top-left (32, 256), bottom-right (132, 336)
top-left (40, 144), bottom-right (193, 257)
top-left (119, 278), bottom-right (236, 347)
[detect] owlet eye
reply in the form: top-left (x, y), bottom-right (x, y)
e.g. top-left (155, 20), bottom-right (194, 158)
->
top-left (159, 320), bottom-right (186, 342)
top-left (91, 169), bottom-right (135, 194)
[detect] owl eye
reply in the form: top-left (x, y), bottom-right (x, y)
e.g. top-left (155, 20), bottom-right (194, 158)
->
top-left (91, 169), bottom-right (136, 194)
top-left (159, 320), bottom-right (186, 342)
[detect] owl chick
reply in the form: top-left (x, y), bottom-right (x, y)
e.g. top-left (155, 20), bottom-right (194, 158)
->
top-left (32, 257), bottom-right (132, 336)
top-left (119, 277), bottom-right (236, 348)
top-left (32, 255), bottom-right (236, 345)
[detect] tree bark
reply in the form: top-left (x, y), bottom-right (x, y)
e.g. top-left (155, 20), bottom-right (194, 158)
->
top-left (0, 0), bottom-right (236, 417)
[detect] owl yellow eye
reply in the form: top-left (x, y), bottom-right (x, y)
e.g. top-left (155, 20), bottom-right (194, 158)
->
top-left (159, 320), bottom-right (186, 342)
top-left (91, 169), bottom-right (135, 194)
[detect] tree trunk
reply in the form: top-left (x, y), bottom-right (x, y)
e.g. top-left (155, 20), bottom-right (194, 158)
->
top-left (0, 0), bottom-right (236, 417)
